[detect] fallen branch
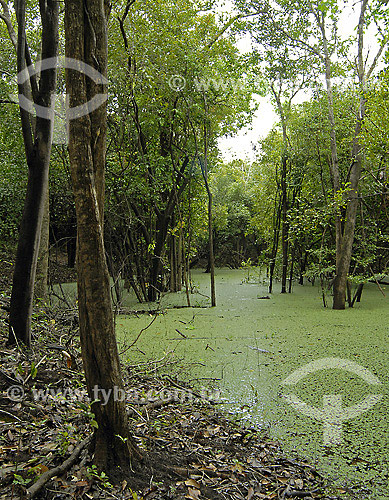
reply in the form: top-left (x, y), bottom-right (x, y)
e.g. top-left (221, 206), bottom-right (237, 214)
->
top-left (119, 305), bottom-right (209, 316)
top-left (26, 436), bottom-right (91, 499)
top-left (128, 397), bottom-right (176, 419)
top-left (162, 464), bottom-right (231, 480)
top-left (284, 488), bottom-right (319, 498)
top-left (120, 313), bottom-right (158, 355)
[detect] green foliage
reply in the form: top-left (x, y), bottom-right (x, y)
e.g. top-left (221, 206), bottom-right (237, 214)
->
top-left (86, 465), bottom-right (112, 488)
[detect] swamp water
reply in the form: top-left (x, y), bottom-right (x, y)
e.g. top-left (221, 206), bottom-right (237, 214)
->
top-left (56, 269), bottom-right (388, 497)
top-left (116, 269), bottom-right (388, 499)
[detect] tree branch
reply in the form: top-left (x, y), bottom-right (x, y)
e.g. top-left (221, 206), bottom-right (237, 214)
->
top-left (26, 437), bottom-right (91, 499)
top-left (0, 0), bottom-right (17, 50)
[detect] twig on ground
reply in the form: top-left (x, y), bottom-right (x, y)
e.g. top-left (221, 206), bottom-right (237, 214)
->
top-left (26, 436), bottom-right (91, 499)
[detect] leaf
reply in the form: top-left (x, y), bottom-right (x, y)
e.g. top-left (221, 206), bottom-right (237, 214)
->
top-left (186, 487), bottom-right (201, 500)
top-left (294, 478), bottom-right (304, 489)
top-left (75, 480), bottom-right (89, 487)
top-left (247, 457), bottom-right (262, 468)
top-left (35, 464), bottom-right (49, 474)
top-left (185, 479), bottom-right (201, 488)
top-left (247, 486), bottom-right (254, 499)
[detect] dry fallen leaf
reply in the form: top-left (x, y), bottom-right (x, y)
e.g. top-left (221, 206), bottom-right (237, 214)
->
top-left (185, 478), bottom-right (201, 489)
top-left (186, 487), bottom-right (201, 499)
top-left (246, 486), bottom-right (254, 499)
top-left (247, 457), bottom-right (262, 468)
top-left (35, 464), bottom-right (49, 474)
top-left (75, 480), bottom-right (89, 487)
top-left (295, 478), bottom-right (304, 489)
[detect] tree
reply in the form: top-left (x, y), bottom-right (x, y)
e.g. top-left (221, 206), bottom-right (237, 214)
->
top-left (64, 0), bottom-right (141, 471)
top-left (104, 0), bottom-right (256, 302)
top-left (240, 0), bottom-right (388, 308)
top-left (0, 0), bottom-right (59, 345)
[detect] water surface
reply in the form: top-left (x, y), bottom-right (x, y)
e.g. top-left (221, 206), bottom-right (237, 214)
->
top-left (116, 269), bottom-right (387, 498)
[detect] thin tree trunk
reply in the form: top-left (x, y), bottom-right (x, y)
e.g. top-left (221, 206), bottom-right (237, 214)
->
top-left (288, 244), bottom-right (295, 293)
top-left (169, 231), bottom-right (178, 292)
top-left (200, 131), bottom-right (216, 306)
top-left (280, 155), bottom-right (289, 293)
top-left (269, 202), bottom-right (281, 294)
top-left (207, 195), bottom-right (216, 306)
top-left (177, 227), bottom-right (183, 291)
top-left (270, 84), bottom-right (289, 295)
top-left (35, 190), bottom-right (50, 300)
top-left (8, 0), bottom-right (59, 345)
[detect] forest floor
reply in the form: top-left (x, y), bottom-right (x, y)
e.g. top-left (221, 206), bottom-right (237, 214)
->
top-left (0, 253), bottom-right (342, 500)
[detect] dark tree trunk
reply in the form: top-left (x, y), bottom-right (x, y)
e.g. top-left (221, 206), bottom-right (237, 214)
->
top-left (299, 249), bottom-right (308, 285)
top-left (35, 189), bottom-right (50, 300)
top-left (148, 214), bottom-right (169, 301)
top-left (269, 202), bottom-right (281, 294)
top-left (67, 236), bottom-right (77, 268)
top-left (169, 220), bottom-right (178, 292)
top-left (288, 244), bottom-right (295, 293)
top-left (65, 0), bottom-right (141, 471)
top-left (8, 0), bottom-right (59, 346)
top-left (199, 153), bottom-right (216, 306)
top-left (351, 283), bottom-right (364, 306)
top-left (207, 193), bottom-right (216, 306)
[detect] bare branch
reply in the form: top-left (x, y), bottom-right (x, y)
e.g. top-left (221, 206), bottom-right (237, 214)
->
top-left (0, 0), bottom-right (17, 50)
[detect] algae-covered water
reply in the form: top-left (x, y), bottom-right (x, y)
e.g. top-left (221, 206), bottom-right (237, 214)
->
top-left (116, 269), bottom-right (388, 499)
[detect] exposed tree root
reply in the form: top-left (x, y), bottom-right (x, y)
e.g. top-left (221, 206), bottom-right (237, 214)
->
top-left (25, 436), bottom-right (91, 499)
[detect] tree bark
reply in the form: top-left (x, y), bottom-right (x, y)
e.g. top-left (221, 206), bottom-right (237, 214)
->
top-left (8, 0), bottom-right (59, 345)
top-left (269, 201), bottom-right (281, 294)
top-left (331, 2), bottom-right (368, 309)
top-left (65, 0), bottom-right (141, 471)
top-left (280, 154), bottom-right (289, 293)
top-left (35, 189), bottom-right (50, 300)
top-left (270, 84), bottom-right (290, 295)
top-left (199, 154), bottom-right (216, 306)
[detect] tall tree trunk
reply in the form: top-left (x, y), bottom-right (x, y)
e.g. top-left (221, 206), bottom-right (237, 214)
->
top-left (332, 124), bottom-right (364, 308)
top-left (65, 0), bottom-right (141, 471)
top-left (288, 243), bottom-right (295, 293)
top-left (169, 231), bottom-right (178, 292)
top-left (280, 155), bottom-right (289, 293)
top-left (177, 227), bottom-right (183, 291)
top-left (148, 215), bottom-right (169, 301)
top-left (269, 202), bottom-right (281, 294)
top-left (8, 0), bottom-right (59, 345)
top-left (207, 192), bottom-right (216, 306)
top-left (199, 156), bottom-right (216, 306)
top-left (331, 2), bottom-right (367, 309)
top-left (35, 189), bottom-right (50, 300)
top-left (270, 84), bottom-right (290, 295)
top-left (317, 2), bottom-right (371, 309)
